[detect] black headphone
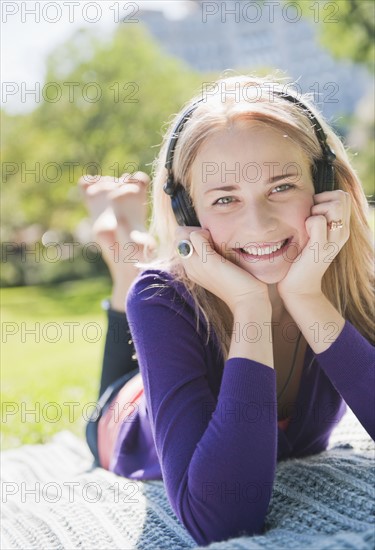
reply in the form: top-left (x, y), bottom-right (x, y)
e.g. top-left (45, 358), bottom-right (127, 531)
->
top-left (163, 92), bottom-right (336, 227)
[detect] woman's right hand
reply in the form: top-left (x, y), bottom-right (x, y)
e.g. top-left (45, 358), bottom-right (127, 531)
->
top-left (175, 228), bottom-right (271, 314)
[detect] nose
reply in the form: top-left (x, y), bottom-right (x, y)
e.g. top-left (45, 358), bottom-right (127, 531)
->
top-left (240, 200), bottom-right (278, 242)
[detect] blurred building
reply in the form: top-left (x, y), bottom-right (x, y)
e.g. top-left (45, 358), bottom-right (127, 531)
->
top-left (138, 1), bottom-right (372, 126)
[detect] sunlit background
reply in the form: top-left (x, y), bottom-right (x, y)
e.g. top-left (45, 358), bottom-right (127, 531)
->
top-left (1, 0), bottom-right (374, 448)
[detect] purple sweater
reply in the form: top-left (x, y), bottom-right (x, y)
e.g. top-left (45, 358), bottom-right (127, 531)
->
top-left (111, 269), bottom-right (375, 546)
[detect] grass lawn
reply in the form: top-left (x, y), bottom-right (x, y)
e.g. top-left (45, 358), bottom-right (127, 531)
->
top-left (1, 277), bottom-right (112, 450)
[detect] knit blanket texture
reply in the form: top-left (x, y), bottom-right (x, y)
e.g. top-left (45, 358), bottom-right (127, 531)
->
top-left (1, 407), bottom-right (374, 549)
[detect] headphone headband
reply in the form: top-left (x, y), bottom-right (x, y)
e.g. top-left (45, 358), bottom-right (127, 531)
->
top-left (165, 103), bottom-right (201, 173)
top-left (272, 92), bottom-right (337, 164)
top-left (164, 89), bottom-right (336, 226)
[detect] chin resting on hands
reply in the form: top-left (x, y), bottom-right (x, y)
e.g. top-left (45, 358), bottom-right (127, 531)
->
top-left (277, 189), bottom-right (351, 301)
top-left (175, 227), bottom-right (270, 313)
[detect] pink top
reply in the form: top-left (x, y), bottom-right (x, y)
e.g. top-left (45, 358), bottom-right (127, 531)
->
top-left (98, 373), bottom-right (144, 470)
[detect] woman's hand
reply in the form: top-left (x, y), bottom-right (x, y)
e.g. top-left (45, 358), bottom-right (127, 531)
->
top-left (175, 227), bottom-right (271, 313)
top-left (176, 228), bottom-right (274, 367)
top-left (276, 190), bottom-right (350, 353)
top-left (277, 190), bottom-right (351, 302)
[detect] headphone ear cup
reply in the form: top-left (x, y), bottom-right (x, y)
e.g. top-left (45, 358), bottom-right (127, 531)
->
top-left (313, 160), bottom-right (335, 194)
top-left (172, 184), bottom-right (200, 226)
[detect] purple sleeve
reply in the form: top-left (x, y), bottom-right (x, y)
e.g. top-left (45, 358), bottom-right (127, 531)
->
top-left (126, 273), bottom-right (278, 545)
top-left (314, 320), bottom-right (375, 440)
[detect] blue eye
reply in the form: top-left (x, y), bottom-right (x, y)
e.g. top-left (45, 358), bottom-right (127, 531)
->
top-left (271, 183), bottom-right (295, 194)
top-left (213, 196), bottom-right (235, 205)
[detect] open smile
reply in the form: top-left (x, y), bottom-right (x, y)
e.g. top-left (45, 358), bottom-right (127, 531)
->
top-left (234, 238), bottom-right (292, 261)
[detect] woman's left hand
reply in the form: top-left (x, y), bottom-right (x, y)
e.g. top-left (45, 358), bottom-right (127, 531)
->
top-left (277, 190), bottom-right (351, 301)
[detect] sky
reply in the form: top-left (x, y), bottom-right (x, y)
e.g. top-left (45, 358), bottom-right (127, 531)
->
top-left (1, 1), bottom-right (193, 114)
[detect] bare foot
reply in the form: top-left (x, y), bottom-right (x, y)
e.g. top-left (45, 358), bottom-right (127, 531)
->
top-left (78, 174), bottom-right (121, 222)
top-left (78, 172), bottom-right (156, 308)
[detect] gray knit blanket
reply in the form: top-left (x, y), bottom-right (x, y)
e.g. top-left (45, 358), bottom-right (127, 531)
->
top-left (1, 407), bottom-right (374, 550)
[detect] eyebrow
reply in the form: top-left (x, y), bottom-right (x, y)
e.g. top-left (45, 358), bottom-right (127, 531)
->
top-left (203, 173), bottom-right (299, 194)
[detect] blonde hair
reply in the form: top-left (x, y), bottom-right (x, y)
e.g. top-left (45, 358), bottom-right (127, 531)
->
top-left (145, 74), bottom-right (374, 358)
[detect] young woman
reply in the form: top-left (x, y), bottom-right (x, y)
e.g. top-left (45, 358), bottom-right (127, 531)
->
top-left (84, 75), bottom-right (374, 546)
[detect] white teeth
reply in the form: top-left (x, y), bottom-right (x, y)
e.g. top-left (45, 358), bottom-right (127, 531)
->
top-left (242, 240), bottom-right (286, 256)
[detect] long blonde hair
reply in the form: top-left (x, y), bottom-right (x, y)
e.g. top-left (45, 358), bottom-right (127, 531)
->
top-left (146, 74), bottom-right (374, 358)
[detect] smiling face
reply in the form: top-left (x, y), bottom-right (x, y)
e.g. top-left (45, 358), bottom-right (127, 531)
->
top-left (190, 122), bottom-right (315, 284)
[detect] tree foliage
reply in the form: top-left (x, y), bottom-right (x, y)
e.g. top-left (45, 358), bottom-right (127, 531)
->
top-left (293, 0), bottom-right (374, 70)
top-left (1, 24), bottom-right (202, 237)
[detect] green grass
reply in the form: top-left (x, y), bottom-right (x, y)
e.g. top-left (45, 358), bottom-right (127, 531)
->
top-left (1, 278), bottom-right (112, 450)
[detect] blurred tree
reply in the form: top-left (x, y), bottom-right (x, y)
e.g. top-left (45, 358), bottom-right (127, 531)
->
top-left (1, 24), bottom-right (202, 237)
top-left (292, 0), bottom-right (374, 70)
